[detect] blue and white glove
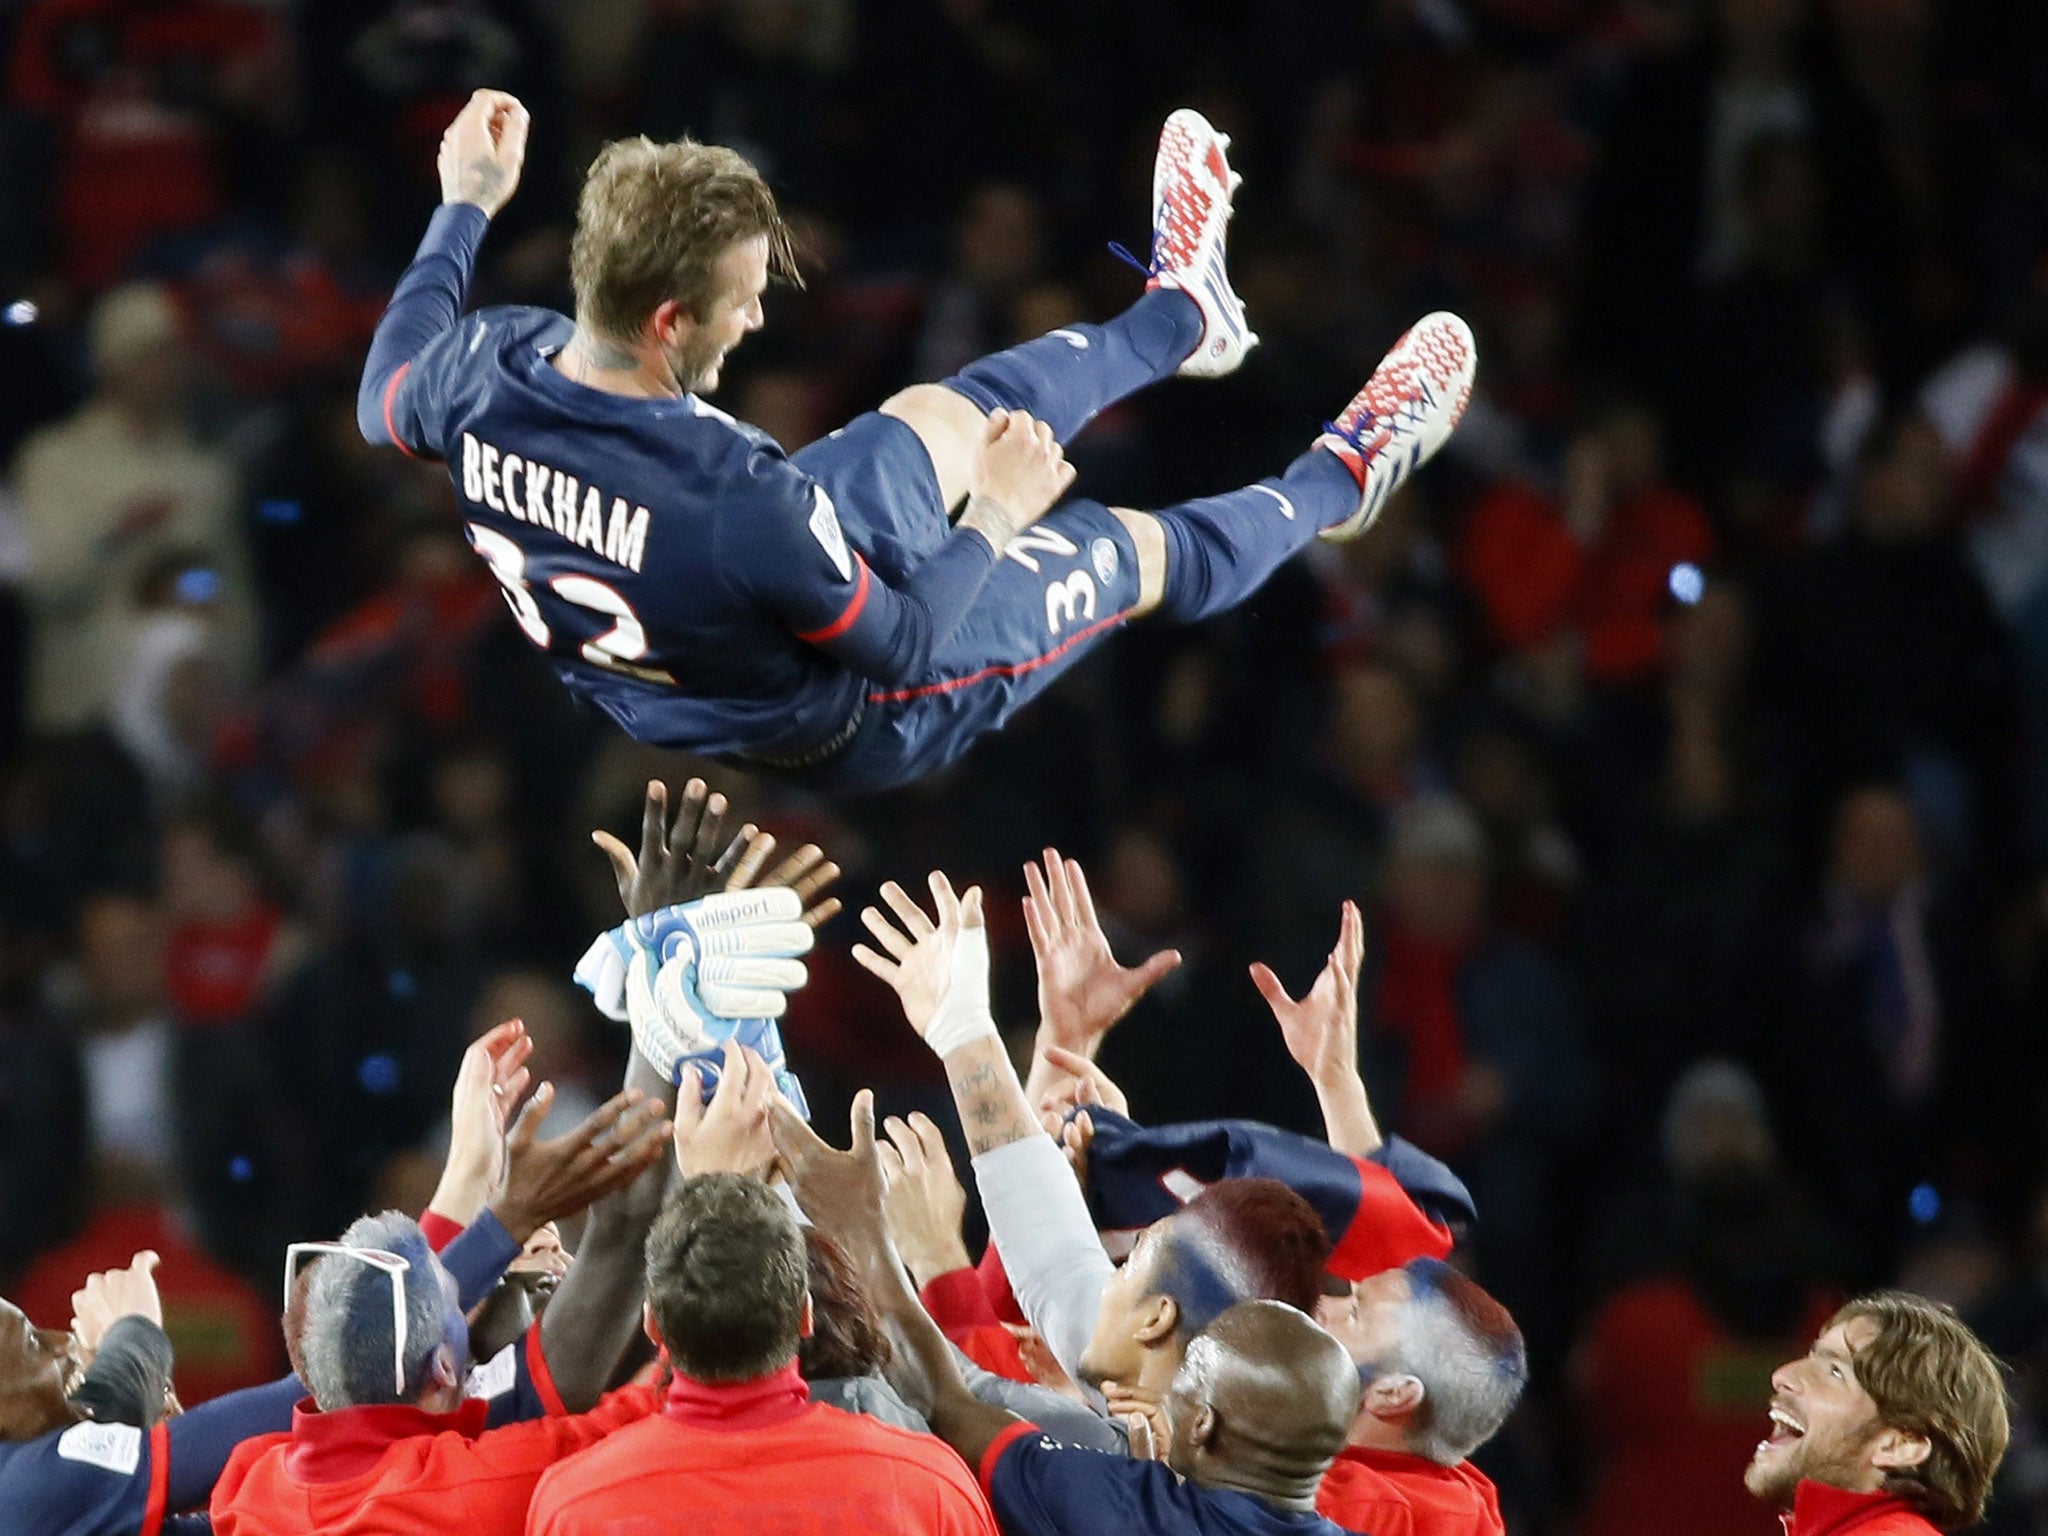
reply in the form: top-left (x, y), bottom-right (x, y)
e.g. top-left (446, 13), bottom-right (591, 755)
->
top-left (573, 889), bottom-right (813, 1115)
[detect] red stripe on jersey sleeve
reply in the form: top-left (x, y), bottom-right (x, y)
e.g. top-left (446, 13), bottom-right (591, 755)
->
top-left (381, 361), bottom-right (419, 459)
top-left (419, 1210), bottom-right (464, 1253)
top-left (977, 1421), bottom-right (1041, 1500)
top-left (140, 1421), bottom-right (171, 1536)
top-left (1326, 1156), bottom-right (1454, 1281)
top-left (526, 1319), bottom-right (570, 1417)
top-left (795, 555), bottom-right (871, 644)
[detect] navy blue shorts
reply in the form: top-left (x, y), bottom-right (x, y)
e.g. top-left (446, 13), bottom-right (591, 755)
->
top-left (782, 410), bottom-right (1145, 793)
top-left (791, 411), bottom-right (950, 586)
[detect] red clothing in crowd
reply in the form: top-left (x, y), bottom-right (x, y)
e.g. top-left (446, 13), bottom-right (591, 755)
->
top-left (1783, 1481), bottom-right (1941, 1536)
top-left (1459, 478), bottom-right (1713, 683)
top-left (165, 902), bottom-right (283, 1028)
top-left (18, 1204), bottom-right (283, 1404)
top-left (1576, 1277), bottom-right (1839, 1536)
top-left (9, 0), bottom-right (282, 289)
top-left (920, 1266), bottom-right (1032, 1384)
top-left (1316, 1445), bottom-right (1505, 1536)
top-left (526, 1360), bottom-right (997, 1536)
top-left (211, 1373), bottom-right (657, 1536)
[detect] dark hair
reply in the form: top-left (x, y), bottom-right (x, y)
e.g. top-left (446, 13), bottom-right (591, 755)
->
top-left (646, 1175), bottom-right (806, 1384)
top-left (571, 137), bottom-right (801, 341)
top-left (1150, 1178), bottom-right (1333, 1336)
top-left (798, 1229), bottom-right (890, 1381)
top-left (1832, 1292), bottom-right (2009, 1530)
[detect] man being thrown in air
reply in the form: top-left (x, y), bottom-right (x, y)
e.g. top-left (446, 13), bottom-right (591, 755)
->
top-left (359, 90), bottom-right (1475, 792)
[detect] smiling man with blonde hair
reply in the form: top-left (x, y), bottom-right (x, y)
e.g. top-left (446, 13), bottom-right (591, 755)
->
top-left (1745, 1291), bottom-right (2009, 1534)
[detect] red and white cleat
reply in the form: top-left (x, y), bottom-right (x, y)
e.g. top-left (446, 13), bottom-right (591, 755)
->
top-left (1316, 312), bottom-right (1477, 542)
top-left (1148, 108), bottom-right (1256, 378)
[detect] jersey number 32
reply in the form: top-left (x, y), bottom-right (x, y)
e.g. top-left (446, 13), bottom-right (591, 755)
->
top-left (467, 524), bottom-right (673, 684)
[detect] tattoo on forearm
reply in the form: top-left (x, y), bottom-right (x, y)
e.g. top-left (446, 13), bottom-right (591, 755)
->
top-left (961, 494), bottom-right (1015, 545)
top-left (952, 1055), bottom-right (1038, 1157)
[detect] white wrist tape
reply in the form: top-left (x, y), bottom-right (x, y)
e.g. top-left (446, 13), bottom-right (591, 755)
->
top-left (923, 920), bottom-right (999, 1059)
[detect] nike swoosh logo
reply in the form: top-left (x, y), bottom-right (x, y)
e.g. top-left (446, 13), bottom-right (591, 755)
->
top-left (1250, 485), bottom-right (1296, 521)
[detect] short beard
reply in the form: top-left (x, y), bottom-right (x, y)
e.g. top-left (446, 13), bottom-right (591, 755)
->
top-left (1744, 1453), bottom-right (1801, 1510)
top-left (1745, 1418), bottom-right (1885, 1511)
top-left (666, 330), bottom-right (727, 395)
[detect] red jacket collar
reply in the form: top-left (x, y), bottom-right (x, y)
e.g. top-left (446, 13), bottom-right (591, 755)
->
top-left (664, 1360), bottom-right (810, 1431)
top-left (1785, 1480), bottom-right (1937, 1536)
top-left (1338, 1444), bottom-right (1457, 1476)
top-left (282, 1396), bottom-right (490, 1483)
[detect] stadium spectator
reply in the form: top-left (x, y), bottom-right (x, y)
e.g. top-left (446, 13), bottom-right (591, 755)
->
top-left (12, 283), bottom-right (250, 736)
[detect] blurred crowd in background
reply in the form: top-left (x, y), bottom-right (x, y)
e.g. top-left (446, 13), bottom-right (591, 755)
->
top-left (3, 0), bottom-right (2048, 1531)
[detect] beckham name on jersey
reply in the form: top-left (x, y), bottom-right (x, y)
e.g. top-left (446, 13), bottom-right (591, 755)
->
top-left (459, 430), bottom-right (651, 574)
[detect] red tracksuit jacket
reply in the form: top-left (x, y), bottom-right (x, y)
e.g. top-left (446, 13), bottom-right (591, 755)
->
top-left (527, 1360), bottom-right (997, 1536)
top-left (1783, 1481), bottom-right (1944, 1536)
top-left (1316, 1444), bottom-right (1505, 1536)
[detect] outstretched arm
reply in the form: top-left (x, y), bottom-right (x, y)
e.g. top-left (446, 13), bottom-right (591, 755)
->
top-left (854, 874), bottom-right (1111, 1386)
top-left (771, 1093), bottom-right (1024, 1471)
top-left (538, 779), bottom-right (835, 1408)
top-left (357, 89), bottom-right (528, 451)
top-left (1252, 900), bottom-right (1381, 1155)
top-left (1019, 847), bottom-right (1179, 1112)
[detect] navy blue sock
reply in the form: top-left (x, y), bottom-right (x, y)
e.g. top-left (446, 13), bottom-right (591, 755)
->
top-left (941, 288), bottom-right (1201, 444)
top-left (1155, 449), bottom-right (1359, 624)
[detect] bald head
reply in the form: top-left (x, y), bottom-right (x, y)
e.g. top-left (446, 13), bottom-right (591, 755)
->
top-left (1165, 1301), bottom-right (1362, 1512)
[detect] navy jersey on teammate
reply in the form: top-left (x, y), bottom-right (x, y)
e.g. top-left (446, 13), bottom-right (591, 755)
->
top-left (978, 1424), bottom-right (1355, 1536)
top-left (0, 1379), bottom-right (302, 1536)
top-left (361, 204), bottom-right (1003, 763)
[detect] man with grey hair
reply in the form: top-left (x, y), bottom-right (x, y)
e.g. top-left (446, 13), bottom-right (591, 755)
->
top-left (1314, 1257), bottom-right (1524, 1534)
top-left (209, 1078), bottom-right (676, 1536)
top-left (210, 1205), bottom-right (664, 1535)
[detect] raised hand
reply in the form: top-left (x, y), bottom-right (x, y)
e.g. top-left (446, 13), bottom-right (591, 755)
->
top-left (491, 1084), bottom-right (672, 1241)
top-left (1252, 899), bottom-right (1363, 1086)
top-left (70, 1251), bottom-right (162, 1361)
top-left (593, 778), bottom-right (742, 919)
top-left (674, 1041), bottom-right (778, 1179)
top-left (1024, 848), bottom-right (1181, 1057)
top-left (851, 873), bottom-right (997, 1058)
top-left (594, 779), bottom-right (843, 927)
top-left (437, 89), bottom-right (529, 218)
top-left (876, 1112), bottom-right (971, 1287)
top-left (1035, 1043), bottom-right (1129, 1123)
top-left (1250, 901), bottom-right (1380, 1155)
top-left (768, 1090), bottom-right (888, 1258)
top-left (725, 834), bottom-right (845, 930)
top-left (431, 1018), bottom-right (535, 1226)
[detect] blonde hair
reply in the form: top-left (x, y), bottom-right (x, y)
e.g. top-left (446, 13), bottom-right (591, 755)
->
top-left (1834, 1292), bottom-right (2010, 1529)
top-left (569, 137), bottom-right (801, 342)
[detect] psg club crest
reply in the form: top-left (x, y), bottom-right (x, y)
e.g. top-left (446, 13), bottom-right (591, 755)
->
top-left (1091, 537), bottom-right (1119, 584)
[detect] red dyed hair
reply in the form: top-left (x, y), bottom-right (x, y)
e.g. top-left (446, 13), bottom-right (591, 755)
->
top-left (1172, 1177), bottom-right (1334, 1318)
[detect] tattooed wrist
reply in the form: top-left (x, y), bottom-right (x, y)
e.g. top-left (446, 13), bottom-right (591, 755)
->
top-left (449, 163), bottom-right (508, 213)
top-left (948, 1043), bottom-right (1039, 1157)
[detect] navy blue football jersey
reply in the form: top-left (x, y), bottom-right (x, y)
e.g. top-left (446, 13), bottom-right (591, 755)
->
top-left (0, 1378), bottom-right (302, 1536)
top-left (981, 1424), bottom-right (1354, 1536)
top-left (382, 304), bottom-right (882, 757)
